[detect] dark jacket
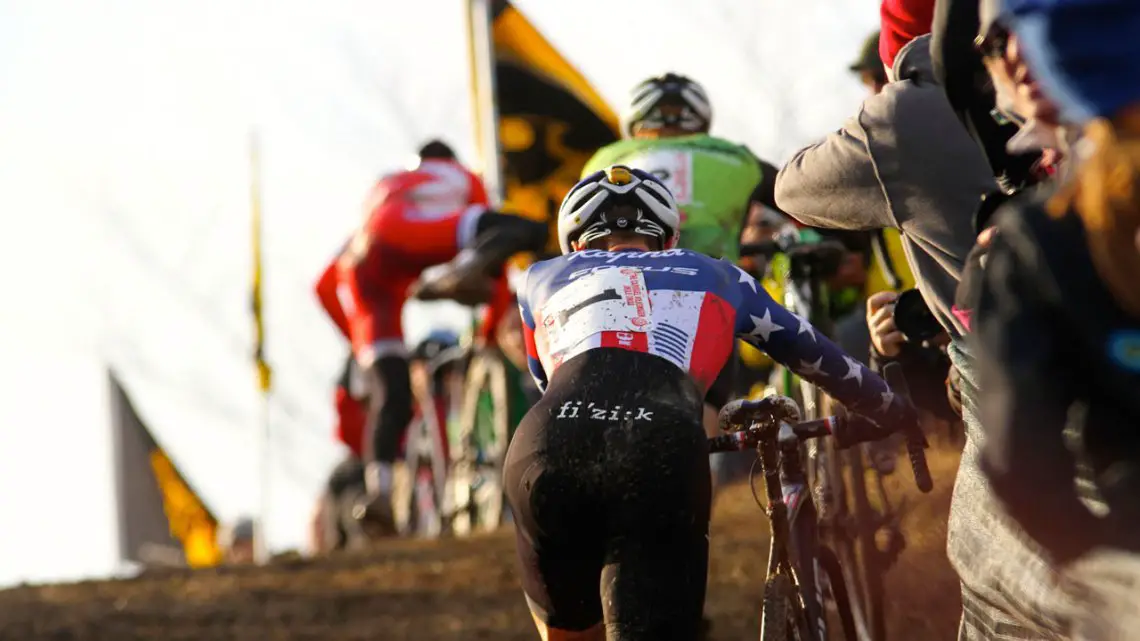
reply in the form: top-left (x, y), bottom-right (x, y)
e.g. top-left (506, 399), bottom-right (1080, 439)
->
top-left (775, 35), bottom-right (997, 339)
top-left (976, 199), bottom-right (1140, 564)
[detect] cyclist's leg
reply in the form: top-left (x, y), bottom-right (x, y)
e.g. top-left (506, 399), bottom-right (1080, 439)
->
top-left (413, 211), bottom-right (548, 303)
top-left (347, 281), bottom-right (415, 520)
top-left (602, 400), bottom-right (711, 640)
top-left (504, 389), bottom-right (606, 640)
top-left (363, 354), bottom-right (414, 488)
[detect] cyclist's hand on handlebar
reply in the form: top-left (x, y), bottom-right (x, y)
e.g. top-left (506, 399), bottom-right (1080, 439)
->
top-left (832, 412), bottom-right (895, 449)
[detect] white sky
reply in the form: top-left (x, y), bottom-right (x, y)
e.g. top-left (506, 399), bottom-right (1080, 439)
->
top-left (0, 0), bottom-right (877, 586)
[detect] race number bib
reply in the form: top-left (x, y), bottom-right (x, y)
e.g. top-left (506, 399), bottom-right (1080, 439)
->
top-left (627, 149), bottom-right (694, 205)
top-left (539, 267), bottom-right (653, 354)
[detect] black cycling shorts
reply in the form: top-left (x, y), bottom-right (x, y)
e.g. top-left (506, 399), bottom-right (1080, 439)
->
top-left (365, 355), bottom-right (413, 464)
top-left (503, 349), bottom-right (712, 639)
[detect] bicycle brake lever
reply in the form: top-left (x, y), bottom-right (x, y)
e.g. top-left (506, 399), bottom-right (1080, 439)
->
top-left (882, 363), bottom-right (934, 493)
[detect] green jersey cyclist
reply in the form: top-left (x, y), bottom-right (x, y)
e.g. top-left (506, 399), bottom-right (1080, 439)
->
top-left (582, 72), bottom-right (786, 495)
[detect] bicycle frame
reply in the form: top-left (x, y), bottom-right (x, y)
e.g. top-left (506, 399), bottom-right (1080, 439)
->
top-left (758, 425), bottom-right (829, 641)
top-left (747, 235), bottom-right (889, 641)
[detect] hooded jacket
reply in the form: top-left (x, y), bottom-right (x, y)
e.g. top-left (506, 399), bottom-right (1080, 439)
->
top-left (774, 35), bottom-right (997, 339)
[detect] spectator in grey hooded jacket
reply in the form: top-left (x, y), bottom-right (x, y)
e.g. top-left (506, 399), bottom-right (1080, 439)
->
top-left (775, 34), bottom-right (993, 340)
top-left (775, 31), bottom-right (1077, 641)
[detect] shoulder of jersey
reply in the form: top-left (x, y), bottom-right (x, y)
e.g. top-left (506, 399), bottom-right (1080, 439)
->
top-left (702, 134), bottom-right (760, 157)
top-left (582, 139), bottom-right (640, 174)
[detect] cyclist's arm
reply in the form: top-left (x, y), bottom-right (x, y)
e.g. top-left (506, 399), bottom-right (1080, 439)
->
top-left (314, 259), bottom-right (351, 339)
top-left (516, 276), bottom-right (549, 393)
top-left (727, 262), bottom-right (906, 426)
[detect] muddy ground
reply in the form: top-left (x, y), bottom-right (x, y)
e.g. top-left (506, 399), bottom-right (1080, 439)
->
top-left (0, 446), bottom-right (963, 641)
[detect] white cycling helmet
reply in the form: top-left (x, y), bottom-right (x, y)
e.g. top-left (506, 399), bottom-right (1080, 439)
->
top-left (621, 72), bottom-right (712, 137)
top-left (557, 165), bottom-right (681, 254)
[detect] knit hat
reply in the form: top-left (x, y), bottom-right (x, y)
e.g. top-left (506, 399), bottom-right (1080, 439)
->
top-left (849, 31), bottom-right (884, 73)
top-left (879, 0), bottom-right (936, 69)
top-left (1006, 0), bottom-right (1140, 124)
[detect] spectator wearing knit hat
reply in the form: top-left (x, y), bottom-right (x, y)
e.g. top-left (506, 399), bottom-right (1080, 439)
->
top-left (879, 0), bottom-right (937, 69)
top-left (773, 1), bottom-right (1085, 638)
top-left (975, 1), bottom-right (1140, 637)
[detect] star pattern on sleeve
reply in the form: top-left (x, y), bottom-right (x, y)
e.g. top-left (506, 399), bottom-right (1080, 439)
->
top-left (749, 309), bottom-right (785, 342)
top-left (842, 355), bottom-right (864, 386)
top-left (795, 314), bottom-right (817, 343)
top-left (796, 357), bottom-right (826, 377)
top-left (733, 267), bottom-right (899, 426)
top-left (734, 264), bottom-right (758, 293)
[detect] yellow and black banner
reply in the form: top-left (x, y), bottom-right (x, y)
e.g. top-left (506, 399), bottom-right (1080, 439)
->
top-left (481, 0), bottom-right (620, 254)
top-left (110, 372), bottom-right (222, 568)
top-left (250, 131), bottom-right (272, 395)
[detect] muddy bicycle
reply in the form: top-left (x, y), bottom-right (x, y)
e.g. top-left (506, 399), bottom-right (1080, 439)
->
top-left (741, 233), bottom-right (923, 640)
top-left (708, 363), bottom-right (932, 641)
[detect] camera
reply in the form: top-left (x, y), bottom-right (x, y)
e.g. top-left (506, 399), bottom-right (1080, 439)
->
top-left (893, 289), bottom-right (943, 343)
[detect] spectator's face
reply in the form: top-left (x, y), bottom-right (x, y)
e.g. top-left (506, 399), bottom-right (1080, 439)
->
top-left (827, 253), bottom-right (868, 291)
top-left (1006, 35), bottom-right (1060, 127)
top-left (740, 203), bottom-right (781, 245)
top-left (981, 29), bottom-right (1060, 127)
top-left (738, 204), bottom-right (784, 275)
top-left (859, 69), bottom-right (887, 95)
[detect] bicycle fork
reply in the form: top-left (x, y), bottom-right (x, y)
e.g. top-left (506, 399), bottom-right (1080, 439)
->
top-left (761, 432), bottom-right (828, 641)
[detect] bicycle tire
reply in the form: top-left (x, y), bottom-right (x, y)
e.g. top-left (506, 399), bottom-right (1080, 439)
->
top-left (449, 348), bottom-right (488, 536)
top-left (845, 446), bottom-right (888, 641)
top-left (762, 573), bottom-right (799, 641)
top-left (448, 347), bottom-right (514, 535)
top-left (818, 545), bottom-right (859, 641)
top-left (393, 419), bottom-right (423, 537)
top-left (472, 349), bottom-right (510, 531)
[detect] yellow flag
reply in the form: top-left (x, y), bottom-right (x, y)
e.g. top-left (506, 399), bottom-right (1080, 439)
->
top-left (473, 1), bottom-right (620, 256)
top-left (110, 372), bottom-right (221, 569)
top-left (250, 132), bottom-right (272, 393)
top-left (149, 449), bottom-right (223, 567)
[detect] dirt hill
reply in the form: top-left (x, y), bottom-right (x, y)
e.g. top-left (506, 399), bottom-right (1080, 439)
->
top-left (0, 447), bottom-right (963, 641)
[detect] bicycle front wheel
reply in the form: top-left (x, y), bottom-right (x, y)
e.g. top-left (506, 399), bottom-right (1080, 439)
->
top-left (761, 573), bottom-right (802, 641)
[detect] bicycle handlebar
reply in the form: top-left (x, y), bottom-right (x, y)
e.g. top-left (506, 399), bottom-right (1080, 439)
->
top-left (738, 238), bottom-right (847, 261)
top-left (711, 398), bottom-right (886, 451)
top-left (712, 381), bottom-right (933, 493)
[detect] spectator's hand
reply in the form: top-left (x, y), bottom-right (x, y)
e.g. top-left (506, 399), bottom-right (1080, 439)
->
top-left (867, 290), bottom-right (905, 358)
